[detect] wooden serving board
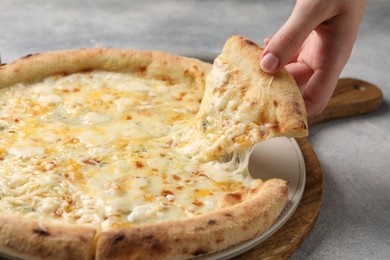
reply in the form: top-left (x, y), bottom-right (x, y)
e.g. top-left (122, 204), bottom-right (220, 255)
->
top-left (236, 78), bottom-right (383, 259)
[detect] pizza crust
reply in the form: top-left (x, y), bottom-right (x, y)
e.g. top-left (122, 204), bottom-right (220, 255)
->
top-left (0, 48), bottom-right (210, 90)
top-left (0, 213), bottom-right (97, 260)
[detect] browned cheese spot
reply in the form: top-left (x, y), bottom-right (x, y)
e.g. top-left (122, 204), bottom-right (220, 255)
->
top-left (174, 92), bottom-right (188, 101)
top-left (158, 76), bottom-right (174, 85)
top-left (193, 200), bottom-right (204, 207)
top-left (12, 118), bottom-right (21, 123)
top-left (161, 190), bottom-right (174, 197)
top-left (192, 170), bottom-right (209, 179)
top-left (161, 173), bottom-right (167, 180)
top-left (273, 99), bottom-right (279, 107)
top-left (213, 85), bottom-right (227, 96)
top-left (239, 85), bottom-right (248, 97)
top-left (82, 158), bottom-right (101, 166)
top-left (135, 161), bottom-right (144, 168)
top-left (173, 174), bottom-right (182, 181)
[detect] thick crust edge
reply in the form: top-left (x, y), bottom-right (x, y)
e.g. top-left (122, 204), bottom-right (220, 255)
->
top-left (0, 48), bottom-right (211, 90)
top-left (0, 214), bottom-right (97, 260)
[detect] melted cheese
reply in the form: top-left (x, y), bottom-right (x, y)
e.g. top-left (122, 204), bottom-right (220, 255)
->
top-left (0, 71), bottom-right (255, 230)
top-left (176, 57), bottom-right (274, 162)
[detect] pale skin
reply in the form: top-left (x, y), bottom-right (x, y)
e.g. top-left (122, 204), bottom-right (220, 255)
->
top-left (260, 0), bottom-right (367, 116)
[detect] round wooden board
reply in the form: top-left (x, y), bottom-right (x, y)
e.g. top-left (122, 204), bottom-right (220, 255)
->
top-left (236, 138), bottom-right (323, 260)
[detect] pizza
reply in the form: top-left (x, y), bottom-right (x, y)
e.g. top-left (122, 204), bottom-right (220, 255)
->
top-left (0, 35), bottom-right (308, 259)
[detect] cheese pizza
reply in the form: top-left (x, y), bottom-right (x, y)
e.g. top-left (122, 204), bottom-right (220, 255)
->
top-left (0, 35), bottom-right (307, 259)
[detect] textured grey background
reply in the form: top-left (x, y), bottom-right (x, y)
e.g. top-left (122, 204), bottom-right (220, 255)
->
top-left (1, 0), bottom-right (389, 259)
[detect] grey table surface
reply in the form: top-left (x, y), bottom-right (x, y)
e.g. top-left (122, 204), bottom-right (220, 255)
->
top-left (1, 0), bottom-right (389, 259)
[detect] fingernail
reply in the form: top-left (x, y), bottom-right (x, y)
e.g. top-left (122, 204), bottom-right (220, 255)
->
top-left (260, 52), bottom-right (279, 73)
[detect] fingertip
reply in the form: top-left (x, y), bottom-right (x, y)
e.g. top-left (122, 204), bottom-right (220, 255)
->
top-left (260, 52), bottom-right (280, 73)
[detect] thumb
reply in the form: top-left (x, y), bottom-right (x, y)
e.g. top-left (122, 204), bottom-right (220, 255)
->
top-left (260, 2), bottom-right (330, 73)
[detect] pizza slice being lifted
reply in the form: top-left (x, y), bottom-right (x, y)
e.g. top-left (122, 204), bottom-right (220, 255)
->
top-left (177, 35), bottom-right (308, 161)
top-left (0, 35), bottom-right (307, 260)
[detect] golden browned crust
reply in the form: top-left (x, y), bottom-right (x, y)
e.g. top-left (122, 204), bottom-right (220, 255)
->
top-left (0, 48), bottom-right (211, 90)
top-left (220, 35), bottom-right (308, 138)
top-left (0, 213), bottom-right (97, 260)
top-left (95, 179), bottom-right (288, 260)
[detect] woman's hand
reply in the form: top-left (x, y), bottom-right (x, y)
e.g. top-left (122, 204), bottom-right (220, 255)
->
top-left (260, 0), bottom-right (367, 115)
